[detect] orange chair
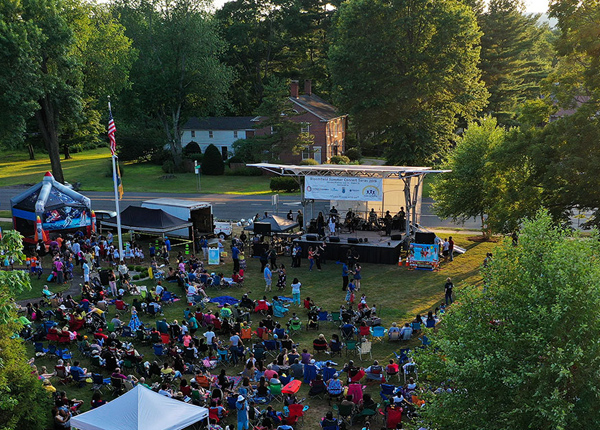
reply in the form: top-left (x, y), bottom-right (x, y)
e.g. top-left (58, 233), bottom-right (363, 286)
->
top-left (241, 327), bottom-right (252, 342)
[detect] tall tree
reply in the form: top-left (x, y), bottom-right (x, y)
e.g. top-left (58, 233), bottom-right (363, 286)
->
top-left (328, 0), bottom-right (488, 165)
top-left (478, 0), bottom-right (553, 125)
top-left (115, 0), bottom-right (233, 168)
top-left (233, 78), bottom-right (314, 162)
top-left (216, 0), bottom-right (334, 115)
top-left (413, 211), bottom-right (600, 429)
top-left (0, 0), bottom-right (135, 181)
top-left (431, 116), bottom-right (505, 236)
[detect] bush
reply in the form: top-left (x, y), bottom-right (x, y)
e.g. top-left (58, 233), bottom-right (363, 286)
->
top-left (330, 155), bottom-right (351, 164)
top-left (134, 266), bottom-right (143, 272)
top-left (225, 167), bottom-right (264, 176)
top-left (299, 158), bottom-right (319, 165)
top-left (184, 141), bottom-right (201, 154)
top-left (270, 177), bottom-right (300, 192)
top-left (227, 154), bottom-right (244, 164)
top-left (162, 159), bottom-right (175, 174)
top-left (117, 132), bottom-right (163, 162)
top-left (104, 159), bottom-right (126, 178)
top-left (132, 274), bottom-right (141, 280)
top-left (201, 144), bottom-right (225, 175)
top-left (151, 149), bottom-right (172, 165)
top-left (127, 265), bottom-right (134, 271)
top-left (345, 147), bottom-right (361, 161)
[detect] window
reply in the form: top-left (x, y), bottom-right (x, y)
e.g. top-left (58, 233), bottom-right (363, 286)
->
top-left (233, 131), bottom-right (238, 138)
top-left (301, 123), bottom-right (311, 134)
top-left (191, 130), bottom-right (196, 138)
top-left (209, 131), bottom-right (213, 138)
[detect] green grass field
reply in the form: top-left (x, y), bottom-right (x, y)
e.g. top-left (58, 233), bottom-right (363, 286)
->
top-left (0, 149), bottom-right (272, 195)
top-left (21, 233), bottom-right (496, 429)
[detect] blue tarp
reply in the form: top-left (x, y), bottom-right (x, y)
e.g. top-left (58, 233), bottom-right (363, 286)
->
top-left (209, 296), bottom-right (240, 306)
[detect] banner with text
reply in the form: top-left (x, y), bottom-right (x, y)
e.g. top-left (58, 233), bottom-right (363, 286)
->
top-left (304, 176), bottom-right (383, 201)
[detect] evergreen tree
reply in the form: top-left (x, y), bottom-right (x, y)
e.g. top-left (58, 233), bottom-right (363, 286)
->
top-left (477, 0), bottom-right (552, 125)
top-left (201, 144), bottom-right (225, 175)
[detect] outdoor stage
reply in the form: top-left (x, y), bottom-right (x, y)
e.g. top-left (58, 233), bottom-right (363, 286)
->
top-left (294, 230), bottom-right (404, 265)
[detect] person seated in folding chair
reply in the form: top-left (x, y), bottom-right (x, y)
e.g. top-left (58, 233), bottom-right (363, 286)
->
top-left (220, 304), bottom-right (233, 321)
top-left (313, 334), bottom-right (329, 354)
top-left (365, 360), bottom-right (385, 383)
top-left (388, 322), bottom-right (401, 339)
top-left (309, 374), bottom-right (327, 397)
top-left (399, 323), bottom-right (413, 340)
top-left (321, 411), bottom-right (343, 430)
top-left (326, 374), bottom-right (344, 404)
top-left (386, 359), bottom-right (400, 381)
top-left (232, 304), bottom-right (250, 323)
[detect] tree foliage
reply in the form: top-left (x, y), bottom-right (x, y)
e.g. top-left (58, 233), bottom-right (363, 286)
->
top-left (329, 0), bottom-right (488, 165)
top-left (477, 0), bottom-right (553, 125)
top-left (233, 78), bottom-right (314, 162)
top-left (431, 116), bottom-right (505, 236)
top-left (413, 211), bottom-right (600, 429)
top-left (114, 0), bottom-right (233, 168)
top-left (0, 231), bottom-right (50, 430)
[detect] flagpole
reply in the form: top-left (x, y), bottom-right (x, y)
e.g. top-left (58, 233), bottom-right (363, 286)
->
top-left (108, 97), bottom-right (124, 263)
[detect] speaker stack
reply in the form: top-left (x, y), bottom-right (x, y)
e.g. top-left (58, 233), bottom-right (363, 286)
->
top-left (348, 237), bottom-right (359, 244)
top-left (329, 236), bottom-right (340, 243)
top-left (306, 235), bottom-right (319, 241)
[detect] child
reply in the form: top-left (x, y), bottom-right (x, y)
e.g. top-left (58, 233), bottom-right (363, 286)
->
top-left (345, 285), bottom-right (355, 305)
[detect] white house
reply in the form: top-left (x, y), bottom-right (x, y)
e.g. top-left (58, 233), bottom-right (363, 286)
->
top-left (181, 117), bottom-right (256, 159)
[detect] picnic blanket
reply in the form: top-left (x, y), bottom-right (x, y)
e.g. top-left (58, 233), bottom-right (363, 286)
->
top-left (277, 296), bottom-right (294, 303)
top-left (211, 374), bottom-right (242, 389)
top-left (209, 296), bottom-right (240, 306)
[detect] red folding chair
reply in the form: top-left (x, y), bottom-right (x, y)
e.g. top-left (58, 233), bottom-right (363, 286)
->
top-left (160, 333), bottom-right (170, 344)
top-left (285, 404), bottom-right (306, 426)
top-left (350, 369), bottom-right (365, 383)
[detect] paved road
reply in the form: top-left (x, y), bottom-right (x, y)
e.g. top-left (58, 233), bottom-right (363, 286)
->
top-left (0, 187), bottom-right (481, 230)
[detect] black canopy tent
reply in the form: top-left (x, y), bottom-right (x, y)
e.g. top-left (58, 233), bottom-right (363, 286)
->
top-left (102, 206), bottom-right (195, 251)
top-left (244, 215), bottom-right (298, 234)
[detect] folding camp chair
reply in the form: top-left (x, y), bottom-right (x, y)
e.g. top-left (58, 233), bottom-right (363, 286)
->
top-left (330, 311), bottom-right (342, 327)
top-left (345, 340), bottom-right (358, 357)
top-left (371, 326), bottom-right (387, 343)
top-left (91, 373), bottom-right (108, 392)
top-left (358, 339), bottom-right (373, 360)
top-left (269, 381), bottom-right (284, 402)
top-left (284, 404), bottom-right (308, 427)
top-left (153, 344), bottom-right (165, 361)
top-left (333, 402), bottom-right (355, 426)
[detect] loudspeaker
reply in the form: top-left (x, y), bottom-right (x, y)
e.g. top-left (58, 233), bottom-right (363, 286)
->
top-left (358, 238), bottom-right (363, 243)
top-left (415, 232), bottom-right (436, 244)
top-left (329, 236), bottom-right (340, 243)
top-left (306, 234), bottom-right (318, 241)
top-left (253, 222), bottom-right (272, 236)
top-left (391, 234), bottom-right (403, 240)
top-left (348, 237), bottom-right (359, 244)
top-left (363, 237), bottom-right (369, 243)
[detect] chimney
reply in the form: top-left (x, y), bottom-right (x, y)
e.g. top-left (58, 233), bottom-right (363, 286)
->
top-left (290, 80), bottom-right (299, 98)
top-left (304, 79), bottom-right (312, 96)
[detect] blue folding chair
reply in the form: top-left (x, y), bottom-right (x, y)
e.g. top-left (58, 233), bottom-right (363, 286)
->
top-left (280, 374), bottom-right (294, 385)
top-left (394, 348), bottom-right (410, 364)
top-left (371, 326), bottom-right (387, 342)
top-left (161, 290), bottom-right (174, 304)
top-left (425, 319), bottom-right (436, 329)
top-left (153, 344), bottom-right (165, 361)
top-left (34, 342), bottom-right (48, 354)
top-left (264, 340), bottom-right (279, 358)
top-left (380, 383), bottom-right (396, 403)
top-left (317, 311), bottom-right (329, 328)
top-left (411, 322), bottom-right (421, 332)
top-left (217, 348), bottom-right (230, 367)
top-left (121, 326), bottom-right (134, 338)
top-left (421, 335), bottom-right (431, 347)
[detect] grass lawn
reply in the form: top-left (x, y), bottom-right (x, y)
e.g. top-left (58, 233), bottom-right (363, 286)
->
top-left (0, 149), bottom-right (272, 195)
top-left (20, 233), bottom-right (497, 429)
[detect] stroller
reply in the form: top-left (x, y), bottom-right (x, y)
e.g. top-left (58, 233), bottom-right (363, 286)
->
top-left (86, 312), bottom-right (106, 332)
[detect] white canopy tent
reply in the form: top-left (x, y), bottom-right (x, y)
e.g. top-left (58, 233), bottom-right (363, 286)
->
top-left (70, 385), bottom-right (208, 430)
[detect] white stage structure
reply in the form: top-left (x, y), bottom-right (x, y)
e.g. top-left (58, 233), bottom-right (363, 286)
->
top-left (248, 163), bottom-right (449, 240)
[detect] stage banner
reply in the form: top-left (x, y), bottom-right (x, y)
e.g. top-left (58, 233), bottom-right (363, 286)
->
top-left (409, 243), bottom-right (439, 266)
top-left (304, 176), bottom-right (383, 201)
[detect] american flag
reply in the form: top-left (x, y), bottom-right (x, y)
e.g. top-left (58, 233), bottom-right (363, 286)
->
top-left (108, 110), bottom-right (116, 156)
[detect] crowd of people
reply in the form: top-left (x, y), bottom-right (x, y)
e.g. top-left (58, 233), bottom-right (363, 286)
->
top-left (12, 225), bottom-right (455, 430)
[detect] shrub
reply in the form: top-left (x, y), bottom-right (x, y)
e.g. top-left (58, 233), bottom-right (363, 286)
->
top-left (134, 266), bottom-right (143, 272)
top-left (162, 159), bottom-right (175, 174)
top-left (185, 153), bottom-right (204, 162)
top-left (345, 147), bottom-right (361, 161)
top-left (227, 154), bottom-right (244, 164)
top-left (127, 265), bottom-right (134, 271)
top-left (270, 177), bottom-right (300, 192)
top-left (132, 274), bottom-right (141, 280)
top-left (117, 132), bottom-right (163, 162)
top-left (201, 144), bottom-right (225, 175)
top-left (299, 158), bottom-right (319, 165)
top-left (151, 149), bottom-right (172, 165)
top-left (225, 167), bottom-right (263, 176)
top-left (184, 141), bottom-right (201, 154)
top-left (330, 155), bottom-right (351, 164)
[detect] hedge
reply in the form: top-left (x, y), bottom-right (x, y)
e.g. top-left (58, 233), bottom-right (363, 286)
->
top-left (270, 177), bottom-right (300, 192)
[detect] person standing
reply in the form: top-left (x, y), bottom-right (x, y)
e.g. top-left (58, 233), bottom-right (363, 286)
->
top-left (444, 277), bottom-right (454, 305)
top-left (277, 264), bottom-right (287, 291)
top-left (353, 263), bottom-right (362, 291)
top-left (291, 278), bottom-right (301, 306)
top-left (448, 236), bottom-right (455, 262)
top-left (296, 210), bottom-right (304, 231)
top-left (82, 259), bottom-right (90, 284)
top-left (398, 207), bottom-right (406, 232)
top-left (232, 243), bottom-right (240, 272)
top-left (340, 260), bottom-right (349, 291)
top-left (236, 395), bottom-right (249, 430)
top-left (308, 247), bottom-right (315, 271)
top-left (264, 264), bottom-right (272, 292)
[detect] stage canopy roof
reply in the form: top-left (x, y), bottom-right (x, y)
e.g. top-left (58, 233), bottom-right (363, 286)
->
top-left (102, 206), bottom-right (192, 233)
top-left (70, 385), bottom-right (208, 430)
top-left (247, 163), bottom-right (450, 178)
top-left (244, 215), bottom-right (298, 233)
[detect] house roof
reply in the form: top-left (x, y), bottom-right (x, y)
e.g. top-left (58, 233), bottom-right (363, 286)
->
top-left (289, 94), bottom-right (345, 121)
top-left (183, 116), bottom-right (255, 131)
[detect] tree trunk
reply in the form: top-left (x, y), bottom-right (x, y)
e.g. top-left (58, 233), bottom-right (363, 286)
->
top-left (481, 214), bottom-right (489, 239)
top-left (27, 143), bottom-right (35, 160)
top-left (35, 94), bottom-right (65, 183)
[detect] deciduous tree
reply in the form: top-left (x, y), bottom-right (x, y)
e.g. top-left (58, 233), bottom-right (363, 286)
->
top-left (328, 0), bottom-right (488, 165)
top-left (412, 211), bottom-right (600, 429)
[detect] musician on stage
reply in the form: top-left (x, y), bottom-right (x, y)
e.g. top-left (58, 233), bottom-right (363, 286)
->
top-left (345, 209), bottom-right (355, 233)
